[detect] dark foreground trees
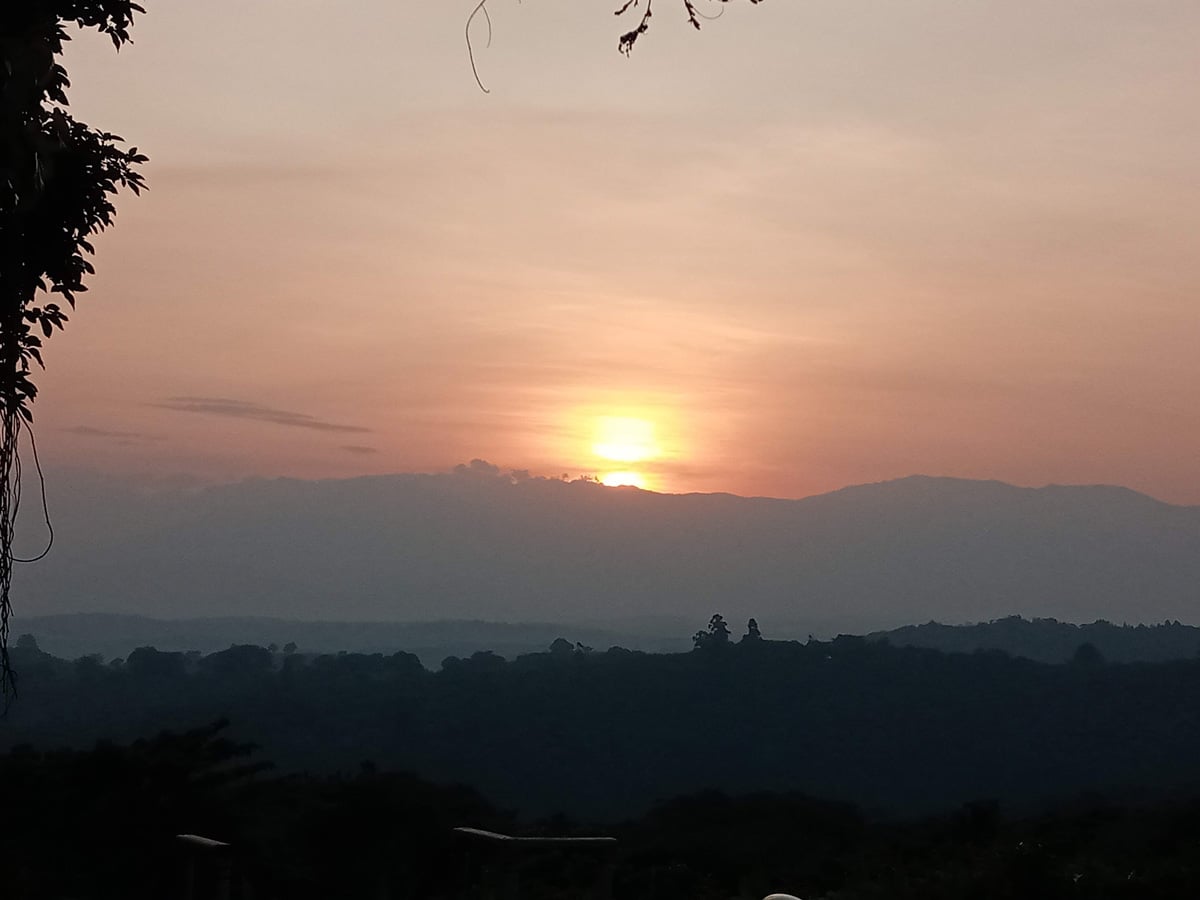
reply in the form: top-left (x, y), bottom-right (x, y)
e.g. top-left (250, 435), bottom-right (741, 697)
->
top-left (0, 721), bottom-right (506, 900)
top-left (7, 721), bottom-right (1200, 900)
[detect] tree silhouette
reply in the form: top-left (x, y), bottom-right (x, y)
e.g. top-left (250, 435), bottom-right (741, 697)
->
top-left (0, 1), bottom-right (147, 696)
top-left (1071, 641), bottom-right (1106, 668)
top-left (693, 613), bottom-right (732, 650)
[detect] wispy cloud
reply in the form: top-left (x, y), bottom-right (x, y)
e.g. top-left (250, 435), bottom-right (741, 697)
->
top-left (65, 425), bottom-right (164, 443)
top-left (341, 444), bottom-right (378, 454)
top-left (157, 397), bottom-right (370, 433)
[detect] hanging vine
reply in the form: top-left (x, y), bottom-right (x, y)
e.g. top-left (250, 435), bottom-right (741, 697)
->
top-left (0, 2), bottom-right (148, 699)
top-left (467, 0), bottom-right (763, 91)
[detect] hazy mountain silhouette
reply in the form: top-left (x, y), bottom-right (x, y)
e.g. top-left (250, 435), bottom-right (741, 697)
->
top-left (19, 612), bottom-right (689, 665)
top-left (871, 615), bottom-right (1200, 664)
top-left (25, 612), bottom-right (1200, 668)
top-left (16, 468), bottom-right (1200, 629)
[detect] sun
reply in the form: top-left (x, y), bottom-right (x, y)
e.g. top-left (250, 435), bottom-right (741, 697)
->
top-left (600, 471), bottom-right (647, 488)
top-left (556, 405), bottom-right (679, 492)
top-left (592, 416), bottom-right (659, 463)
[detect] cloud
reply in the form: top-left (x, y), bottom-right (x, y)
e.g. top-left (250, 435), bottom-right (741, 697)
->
top-left (341, 445), bottom-right (378, 455)
top-left (157, 397), bottom-right (370, 433)
top-left (65, 425), bottom-right (164, 443)
top-left (454, 459), bottom-right (503, 480)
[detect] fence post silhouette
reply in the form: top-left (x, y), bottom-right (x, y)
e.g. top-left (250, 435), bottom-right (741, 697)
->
top-left (177, 834), bottom-right (233, 900)
top-left (453, 826), bottom-right (618, 900)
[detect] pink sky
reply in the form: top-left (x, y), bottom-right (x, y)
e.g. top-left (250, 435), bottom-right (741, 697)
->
top-left (29, 1), bottom-right (1200, 501)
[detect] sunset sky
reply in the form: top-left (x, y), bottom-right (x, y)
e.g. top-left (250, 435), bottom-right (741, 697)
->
top-left (33, 1), bottom-right (1200, 501)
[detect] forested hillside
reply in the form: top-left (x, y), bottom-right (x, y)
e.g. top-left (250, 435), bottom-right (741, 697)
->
top-left (871, 616), bottom-right (1200, 663)
top-left (7, 632), bottom-right (1200, 820)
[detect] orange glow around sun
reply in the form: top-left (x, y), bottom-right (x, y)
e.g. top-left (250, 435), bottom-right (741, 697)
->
top-left (588, 415), bottom-right (665, 490)
top-left (551, 402), bottom-right (684, 493)
top-left (592, 416), bottom-right (659, 463)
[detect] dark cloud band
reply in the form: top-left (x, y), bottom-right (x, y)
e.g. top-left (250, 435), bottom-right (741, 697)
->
top-left (65, 425), bottom-right (163, 442)
top-left (157, 397), bottom-right (370, 434)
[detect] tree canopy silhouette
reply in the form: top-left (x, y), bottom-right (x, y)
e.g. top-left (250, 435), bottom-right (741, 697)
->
top-left (693, 613), bottom-right (732, 650)
top-left (0, 1), bottom-right (147, 695)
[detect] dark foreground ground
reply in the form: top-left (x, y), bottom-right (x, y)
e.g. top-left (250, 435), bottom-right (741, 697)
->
top-left (5, 721), bottom-right (1200, 900)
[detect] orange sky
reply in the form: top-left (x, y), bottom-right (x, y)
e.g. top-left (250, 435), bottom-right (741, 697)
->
top-left (28, 1), bottom-right (1200, 501)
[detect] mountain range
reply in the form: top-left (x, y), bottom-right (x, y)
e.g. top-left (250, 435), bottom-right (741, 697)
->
top-left (14, 468), bottom-right (1200, 630)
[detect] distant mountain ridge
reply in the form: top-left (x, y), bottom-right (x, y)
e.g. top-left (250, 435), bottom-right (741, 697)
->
top-left (19, 612), bottom-right (690, 666)
top-left (15, 469), bottom-right (1200, 628)
top-left (871, 615), bottom-right (1200, 664)
top-left (23, 612), bottom-right (1200, 669)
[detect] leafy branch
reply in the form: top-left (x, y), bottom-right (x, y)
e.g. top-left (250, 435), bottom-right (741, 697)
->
top-left (0, 0), bottom-right (148, 699)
